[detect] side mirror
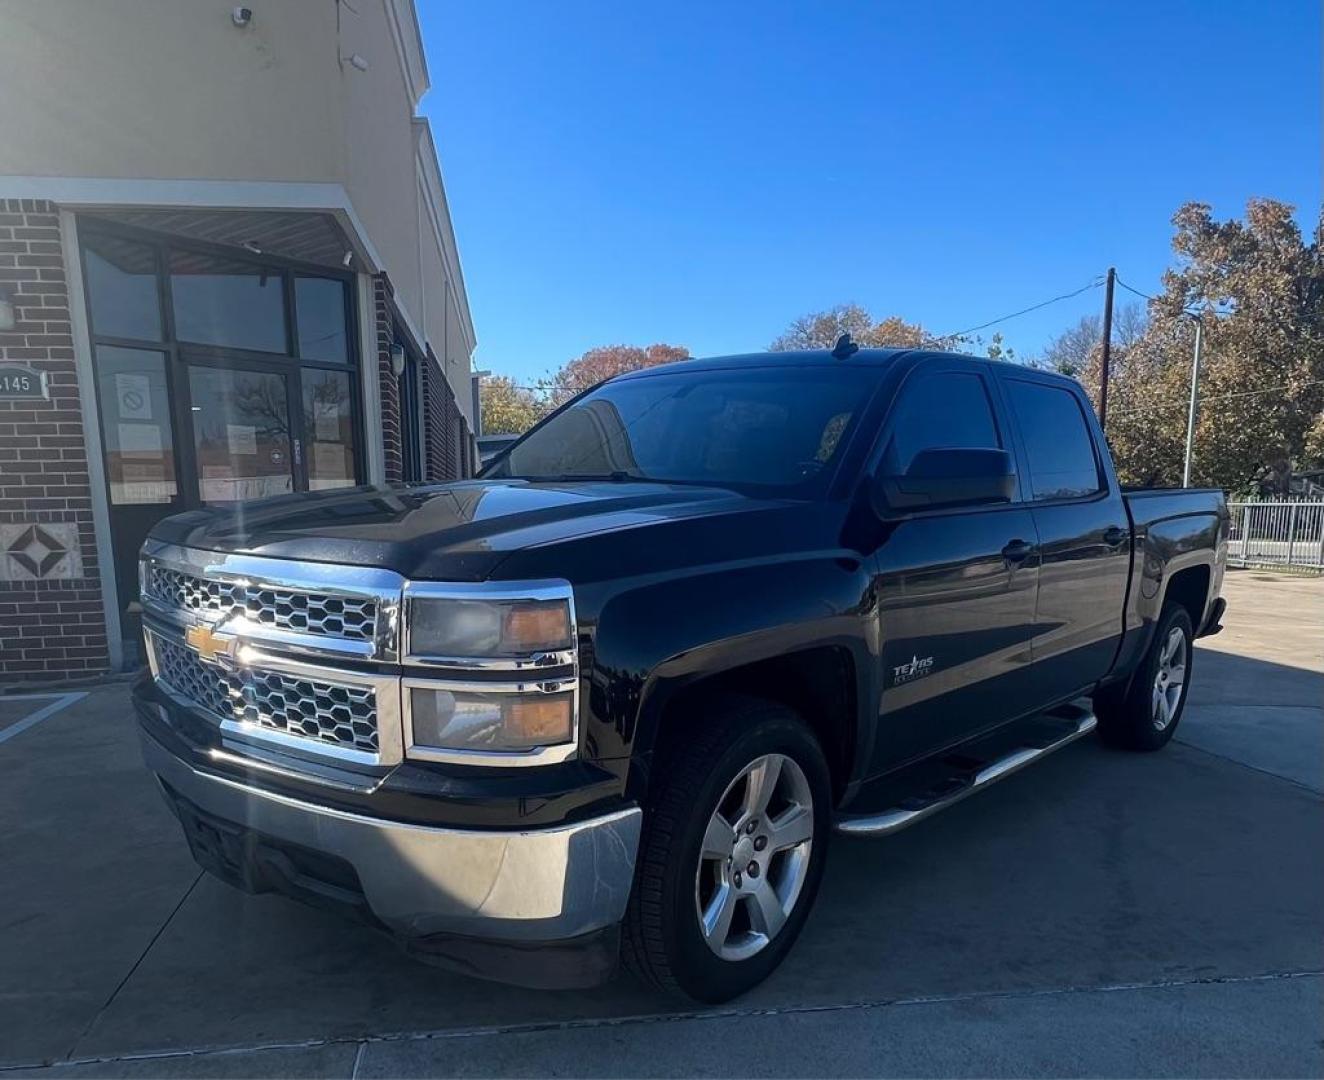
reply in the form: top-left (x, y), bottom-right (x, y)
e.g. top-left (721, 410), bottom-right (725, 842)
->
top-left (872, 447), bottom-right (1015, 514)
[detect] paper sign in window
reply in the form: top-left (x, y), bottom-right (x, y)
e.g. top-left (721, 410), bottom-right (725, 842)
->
top-left (313, 441), bottom-right (349, 477)
top-left (118, 422), bottom-right (163, 455)
top-left (315, 411), bottom-right (341, 441)
top-left (226, 424), bottom-right (258, 456)
top-left (115, 372), bottom-right (153, 421)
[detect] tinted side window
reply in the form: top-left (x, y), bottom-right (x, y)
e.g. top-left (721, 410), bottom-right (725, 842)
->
top-left (886, 371), bottom-right (1000, 471)
top-left (1005, 380), bottom-right (1102, 500)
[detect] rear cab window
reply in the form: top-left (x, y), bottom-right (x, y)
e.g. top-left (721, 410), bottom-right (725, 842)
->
top-left (1003, 379), bottom-right (1103, 501)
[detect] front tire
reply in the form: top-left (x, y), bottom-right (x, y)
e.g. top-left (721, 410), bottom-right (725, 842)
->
top-left (1095, 603), bottom-right (1194, 752)
top-left (622, 696), bottom-right (831, 1002)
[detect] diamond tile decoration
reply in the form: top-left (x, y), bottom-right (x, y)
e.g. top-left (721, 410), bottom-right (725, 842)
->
top-left (1, 523), bottom-right (83, 581)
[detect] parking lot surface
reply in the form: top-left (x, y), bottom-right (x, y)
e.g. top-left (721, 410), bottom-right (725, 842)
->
top-left (2, 570), bottom-right (1321, 1077)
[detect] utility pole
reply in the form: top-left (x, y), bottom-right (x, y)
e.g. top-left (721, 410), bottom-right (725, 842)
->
top-left (1182, 316), bottom-right (1203, 488)
top-left (1097, 267), bottom-right (1115, 431)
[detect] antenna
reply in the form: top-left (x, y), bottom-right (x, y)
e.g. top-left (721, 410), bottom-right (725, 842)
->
top-left (831, 333), bottom-right (859, 360)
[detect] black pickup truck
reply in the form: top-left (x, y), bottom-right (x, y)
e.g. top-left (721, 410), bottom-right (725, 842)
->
top-left (133, 347), bottom-right (1227, 1002)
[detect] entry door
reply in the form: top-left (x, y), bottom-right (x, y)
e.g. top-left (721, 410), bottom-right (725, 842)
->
top-left (95, 345), bottom-right (186, 657)
top-left (186, 365), bottom-right (298, 504)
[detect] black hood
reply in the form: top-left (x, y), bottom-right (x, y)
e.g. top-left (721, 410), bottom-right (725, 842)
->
top-left (149, 479), bottom-right (759, 581)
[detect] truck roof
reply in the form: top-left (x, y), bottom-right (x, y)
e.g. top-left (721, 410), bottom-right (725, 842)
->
top-left (611, 347), bottom-right (916, 382)
top-left (612, 348), bottom-right (1081, 391)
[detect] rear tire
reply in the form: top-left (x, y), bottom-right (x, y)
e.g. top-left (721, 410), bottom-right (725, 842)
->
top-left (1095, 603), bottom-right (1194, 752)
top-left (622, 695), bottom-right (831, 1003)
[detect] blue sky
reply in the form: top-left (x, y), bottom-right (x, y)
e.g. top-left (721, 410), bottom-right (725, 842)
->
top-left (419, 1), bottom-right (1320, 386)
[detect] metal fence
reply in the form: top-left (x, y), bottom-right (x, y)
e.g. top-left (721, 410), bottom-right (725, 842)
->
top-left (1227, 501), bottom-right (1324, 572)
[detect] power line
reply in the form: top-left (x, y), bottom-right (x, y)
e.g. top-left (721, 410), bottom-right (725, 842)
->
top-left (484, 271), bottom-right (1242, 395)
top-left (1114, 274), bottom-right (1233, 319)
top-left (486, 277), bottom-right (1111, 393)
top-left (923, 277), bottom-right (1105, 346)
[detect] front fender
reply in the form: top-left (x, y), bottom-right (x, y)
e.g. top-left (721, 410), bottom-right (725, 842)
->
top-left (577, 554), bottom-right (877, 791)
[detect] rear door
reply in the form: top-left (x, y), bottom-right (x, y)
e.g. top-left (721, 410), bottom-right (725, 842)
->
top-left (867, 358), bottom-right (1041, 774)
top-left (995, 371), bottom-right (1130, 702)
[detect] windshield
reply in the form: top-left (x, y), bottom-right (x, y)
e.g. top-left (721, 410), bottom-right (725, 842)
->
top-left (482, 366), bottom-right (878, 495)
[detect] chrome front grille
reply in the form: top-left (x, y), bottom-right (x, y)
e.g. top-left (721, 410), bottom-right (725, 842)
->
top-left (153, 628), bottom-right (237, 719)
top-left (150, 632), bottom-right (381, 755)
top-left (249, 670), bottom-right (378, 752)
top-left (138, 542), bottom-right (577, 772)
top-left (144, 564), bottom-right (377, 643)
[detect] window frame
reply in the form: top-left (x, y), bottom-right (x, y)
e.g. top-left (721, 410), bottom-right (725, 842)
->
top-left (76, 215), bottom-right (366, 506)
top-left (995, 372), bottom-right (1110, 507)
top-left (865, 356), bottom-right (1026, 516)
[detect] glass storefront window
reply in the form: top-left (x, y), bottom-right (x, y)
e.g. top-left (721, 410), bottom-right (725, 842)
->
top-left (170, 251), bottom-right (287, 353)
top-left (95, 346), bottom-right (177, 504)
top-left (189, 367), bottom-right (294, 504)
top-left (82, 234), bottom-right (162, 341)
top-left (295, 277), bottom-right (349, 364)
top-left (303, 369), bottom-right (358, 490)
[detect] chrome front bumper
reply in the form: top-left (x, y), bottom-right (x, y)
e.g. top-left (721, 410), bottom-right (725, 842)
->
top-left (140, 731), bottom-right (642, 944)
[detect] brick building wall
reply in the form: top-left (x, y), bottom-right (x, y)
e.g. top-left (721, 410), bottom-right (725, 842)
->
top-left (0, 200), bottom-right (109, 681)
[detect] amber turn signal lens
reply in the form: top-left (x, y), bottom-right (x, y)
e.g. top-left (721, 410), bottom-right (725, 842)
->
top-left (505, 695), bottom-right (573, 743)
top-left (503, 603), bottom-right (571, 652)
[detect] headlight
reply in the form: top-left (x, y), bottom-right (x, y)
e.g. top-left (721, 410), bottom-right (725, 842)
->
top-left (405, 595), bottom-right (572, 659)
top-left (407, 684), bottom-right (574, 752)
top-left (401, 582), bottom-right (579, 763)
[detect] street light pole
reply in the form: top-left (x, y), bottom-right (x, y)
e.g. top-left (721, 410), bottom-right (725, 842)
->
top-left (1182, 315), bottom-right (1203, 488)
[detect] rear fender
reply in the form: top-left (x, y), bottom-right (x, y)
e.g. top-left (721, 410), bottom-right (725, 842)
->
top-left (1111, 512), bottom-right (1221, 686)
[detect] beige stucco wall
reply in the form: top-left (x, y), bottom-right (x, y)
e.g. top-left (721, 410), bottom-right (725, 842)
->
top-left (0, 0), bottom-right (343, 182)
top-left (0, 0), bottom-right (474, 424)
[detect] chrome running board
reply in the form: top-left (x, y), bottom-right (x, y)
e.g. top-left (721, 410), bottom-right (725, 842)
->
top-left (834, 702), bottom-right (1097, 837)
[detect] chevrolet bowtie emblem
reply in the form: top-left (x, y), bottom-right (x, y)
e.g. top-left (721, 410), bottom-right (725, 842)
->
top-left (186, 624), bottom-right (238, 663)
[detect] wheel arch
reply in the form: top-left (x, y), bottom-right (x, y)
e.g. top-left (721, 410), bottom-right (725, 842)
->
top-left (632, 642), bottom-right (867, 809)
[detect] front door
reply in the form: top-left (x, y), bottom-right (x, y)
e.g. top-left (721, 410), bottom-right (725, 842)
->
top-left (866, 359), bottom-right (1041, 775)
top-left (186, 364), bottom-right (298, 505)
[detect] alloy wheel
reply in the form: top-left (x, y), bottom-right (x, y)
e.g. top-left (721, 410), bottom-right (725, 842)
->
top-left (694, 752), bottom-right (815, 961)
top-left (1152, 625), bottom-right (1187, 731)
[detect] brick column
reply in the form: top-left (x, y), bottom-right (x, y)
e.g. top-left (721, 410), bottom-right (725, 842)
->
top-left (0, 200), bottom-right (109, 682)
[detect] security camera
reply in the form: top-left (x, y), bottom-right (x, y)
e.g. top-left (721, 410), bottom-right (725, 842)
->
top-left (232, 6), bottom-right (253, 27)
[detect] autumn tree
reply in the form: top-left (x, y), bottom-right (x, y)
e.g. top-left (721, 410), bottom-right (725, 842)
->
top-left (478, 375), bottom-right (544, 436)
top-left (1093, 199), bottom-right (1324, 494)
top-left (545, 343), bottom-right (691, 406)
top-left (770, 304), bottom-right (960, 351)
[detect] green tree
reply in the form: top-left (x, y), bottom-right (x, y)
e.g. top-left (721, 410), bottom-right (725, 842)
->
top-left (478, 375), bottom-right (544, 436)
top-left (1098, 199), bottom-right (1323, 494)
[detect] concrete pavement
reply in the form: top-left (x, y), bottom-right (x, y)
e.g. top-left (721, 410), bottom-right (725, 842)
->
top-left (1, 570), bottom-right (1320, 1077)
